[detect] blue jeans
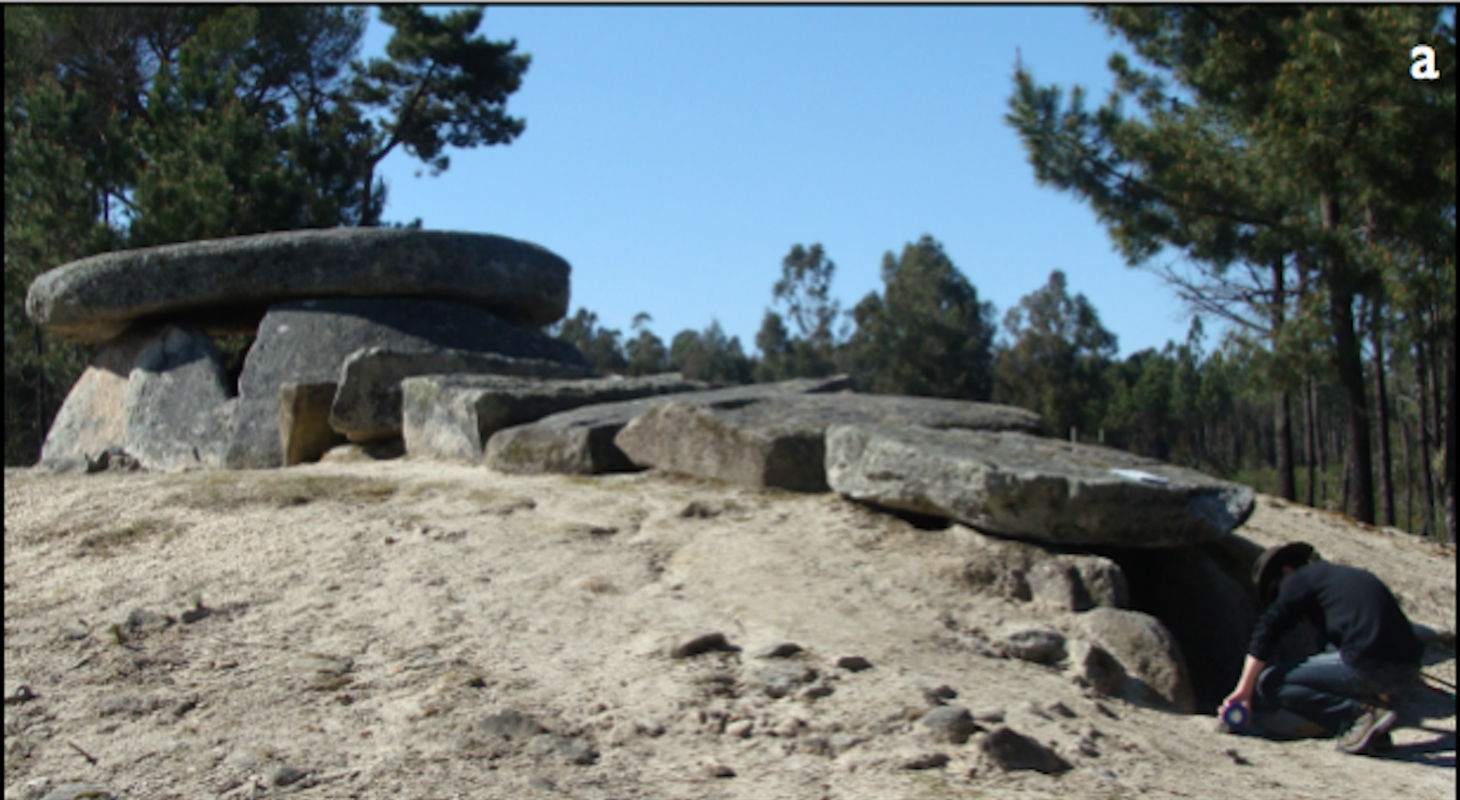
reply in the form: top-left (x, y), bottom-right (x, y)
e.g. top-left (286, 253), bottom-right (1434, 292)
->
top-left (1255, 650), bottom-right (1418, 733)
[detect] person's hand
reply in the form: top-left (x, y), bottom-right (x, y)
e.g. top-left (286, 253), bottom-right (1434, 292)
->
top-left (1220, 689), bottom-right (1251, 715)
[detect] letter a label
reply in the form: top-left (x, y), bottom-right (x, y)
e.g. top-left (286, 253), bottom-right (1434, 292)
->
top-left (1411, 45), bottom-right (1439, 80)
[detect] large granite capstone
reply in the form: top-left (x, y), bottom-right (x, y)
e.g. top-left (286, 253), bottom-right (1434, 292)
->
top-left (330, 346), bottom-right (597, 443)
top-left (225, 297), bottom-right (590, 469)
top-left (484, 376), bottom-right (854, 475)
top-left (614, 394), bottom-right (1043, 492)
top-left (402, 372), bottom-right (708, 463)
top-left (25, 228), bottom-right (572, 343)
top-left (825, 424), bottom-right (1254, 547)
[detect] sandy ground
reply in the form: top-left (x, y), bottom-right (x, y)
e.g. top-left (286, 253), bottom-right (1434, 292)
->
top-left (4, 460), bottom-right (1454, 800)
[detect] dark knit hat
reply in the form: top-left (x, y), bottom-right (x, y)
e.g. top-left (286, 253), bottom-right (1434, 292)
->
top-left (1252, 542), bottom-right (1318, 606)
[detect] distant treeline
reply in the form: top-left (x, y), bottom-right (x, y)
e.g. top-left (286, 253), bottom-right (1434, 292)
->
top-left (551, 234), bottom-right (1453, 542)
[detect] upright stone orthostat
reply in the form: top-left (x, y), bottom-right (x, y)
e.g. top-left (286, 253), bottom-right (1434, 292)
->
top-left (225, 297), bottom-right (590, 469)
top-left (40, 325), bottom-right (232, 472)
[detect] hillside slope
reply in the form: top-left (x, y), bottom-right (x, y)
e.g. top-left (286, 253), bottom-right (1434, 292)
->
top-left (4, 462), bottom-right (1454, 799)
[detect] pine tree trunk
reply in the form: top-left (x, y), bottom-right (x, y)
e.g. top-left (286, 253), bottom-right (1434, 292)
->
top-left (1271, 257), bottom-right (1296, 500)
top-left (1370, 301), bottom-right (1395, 526)
top-left (1320, 192), bottom-right (1375, 523)
top-left (1416, 341), bottom-right (1436, 538)
top-left (1401, 415), bottom-right (1414, 533)
top-left (1314, 379), bottom-right (1325, 502)
top-left (1276, 389), bottom-right (1296, 501)
top-left (1444, 334), bottom-right (1456, 543)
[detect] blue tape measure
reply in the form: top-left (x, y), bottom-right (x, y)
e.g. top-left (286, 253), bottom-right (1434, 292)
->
top-left (1221, 702), bottom-right (1250, 732)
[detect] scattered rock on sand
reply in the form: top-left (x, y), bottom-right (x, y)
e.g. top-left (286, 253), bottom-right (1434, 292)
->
top-left (754, 642), bottom-right (804, 659)
top-left (978, 726), bottom-right (1073, 774)
top-left (919, 705), bottom-right (978, 744)
top-left (901, 751), bottom-right (951, 770)
top-left (670, 632), bottom-right (741, 659)
top-left (1076, 607), bottom-right (1197, 713)
top-left (268, 763), bottom-right (309, 786)
top-left (994, 625), bottom-right (1067, 664)
top-left (39, 783), bottom-right (119, 800)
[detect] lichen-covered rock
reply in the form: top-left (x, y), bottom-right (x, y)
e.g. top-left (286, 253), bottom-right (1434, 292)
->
top-left (484, 376), bottom-right (853, 475)
top-left (26, 227), bottom-right (572, 343)
top-left (40, 325), bottom-right (231, 472)
top-left (402, 372), bottom-right (704, 462)
top-left (977, 726), bottom-right (1072, 774)
top-left (331, 346), bottom-right (596, 443)
top-left (614, 393), bottom-right (1041, 492)
top-left (826, 424), bottom-right (1254, 547)
top-left (123, 326), bottom-right (233, 470)
top-left (1076, 607), bottom-right (1197, 713)
top-left (1028, 556), bottom-right (1129, 611)
top-left (224, 298), bottom-right (588, 469)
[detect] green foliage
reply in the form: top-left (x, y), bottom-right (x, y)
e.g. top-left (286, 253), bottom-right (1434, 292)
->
top-left (993, 270), bottom-right (1117, 437)
top-left (624, 313), bottom-right (670, 376)
top-left (669, 321), bottom-right (753, 384)
top-left (4, 5), bottom-right (530, 464)
top-left (552, 308), bottom-right (627, 375)
top-left (1007, 6), bottom-right (1455, 525)
top-left (754, 243), bottom-right (845, 382)
top-left (844, 235), bottom-right (996, 399)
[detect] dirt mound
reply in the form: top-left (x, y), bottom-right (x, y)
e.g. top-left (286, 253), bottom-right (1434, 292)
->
top-left (4, 462), bottom-right (1454, 799)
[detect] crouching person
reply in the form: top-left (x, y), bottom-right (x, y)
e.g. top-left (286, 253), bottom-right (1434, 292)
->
top-left (1220, 542), bottom-right (1423, 755)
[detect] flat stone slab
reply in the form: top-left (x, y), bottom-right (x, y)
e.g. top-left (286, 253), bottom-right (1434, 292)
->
top-left (225, 297), bottom-right (590, 469)
top-left (402, 372), bottom-right (707, 463)
top-left (331, 346), bottom-right (596, 443)
top-left (25, 228), bottom-right (572, 343)
top-left (614, 394), bottom-right (1043, 492)
top-left (825, 425), bottom-right (1254, 547)
top-left (484, 376), bottom-right (853, 475)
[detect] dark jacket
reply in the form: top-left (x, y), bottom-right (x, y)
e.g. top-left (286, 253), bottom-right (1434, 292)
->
top-left (1248, 561), bottom-right (1423, 674)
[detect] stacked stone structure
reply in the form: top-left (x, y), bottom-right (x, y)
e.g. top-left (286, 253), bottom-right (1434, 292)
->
top-left (27, 226), bottom-right (1276, 712)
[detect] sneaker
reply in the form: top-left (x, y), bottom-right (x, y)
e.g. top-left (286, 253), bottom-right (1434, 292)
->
top-left (1371, 730), bottom-right (1394, 753)
top-left (1336, 704), bottom-right (1399, 754)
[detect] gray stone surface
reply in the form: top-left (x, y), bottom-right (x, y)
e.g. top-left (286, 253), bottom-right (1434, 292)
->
top-left (331, 346), bottom-right (596, 443)
top-left (1027, 556), bottom-right (1129, 612)
top-left (1065, 640), bottom-right (1126, 697)
top-left (39, 330), bottom-right (155, 470)
top-left (224, 297), bottom-right (588, 469)
top-left (26, 227), bottom-right (572, 343)
top-left (825, 425), bottom-right (1254, 547)
top-left (994, 625), bottom-right (1067, 664)
top-left (278, 382), bottom-right (344, 466)
top-left (122, 326), bottom-right (233, 471)
top-left (484, 376), bottom-right (853, 475)
top-left (403, 372), bottom-right (706, 462)
top-left (1075, 607), bottom-right (1197, 713)
top-left (614, 394), bottom-right (1042, 492)
top-left (977, 726), bottom-right (1072, 774)
top-left (39, 783), bottom-right (119, 800)
top-left (40, 326), bottom-right (233, 472)
top-left (919, 705), bottom-right (977, 744)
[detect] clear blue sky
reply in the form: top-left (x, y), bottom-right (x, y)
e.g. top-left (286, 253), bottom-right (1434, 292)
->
top-left (362, 6), bottom-right (1206, 359)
